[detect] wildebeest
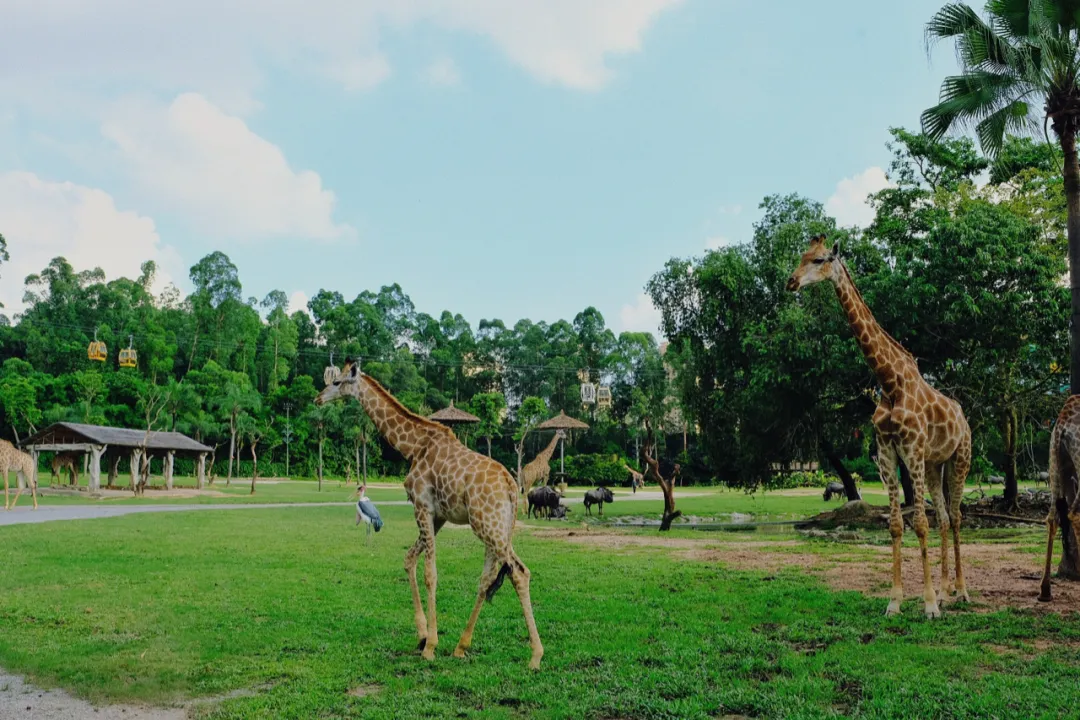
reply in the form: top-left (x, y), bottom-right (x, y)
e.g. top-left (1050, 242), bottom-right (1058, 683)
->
top-left (527, 485), bottom-right (562, 519)
top-left (549, 504), bottom-right (570, 520)
top-left (986, 475), bottom-right (1004, 485)
top-left (583, 486), bottom-right (615, 516)
top-left (822, 481), bottom-right (846, 501)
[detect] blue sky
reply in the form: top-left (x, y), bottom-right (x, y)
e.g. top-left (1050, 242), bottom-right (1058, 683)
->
top-left (0, 0), bottom-right (959, 337)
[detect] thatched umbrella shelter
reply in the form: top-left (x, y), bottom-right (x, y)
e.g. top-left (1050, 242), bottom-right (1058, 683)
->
top-left (428, 401), bottom-right (480, 442)
top-left (535, 411), bottom-right (590, 478)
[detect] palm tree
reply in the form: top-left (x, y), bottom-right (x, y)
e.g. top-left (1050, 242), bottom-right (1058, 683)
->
top-left (923, 1), bottom-right (1080, 391)
top-left (923, 0), bottom-right (1080, 577)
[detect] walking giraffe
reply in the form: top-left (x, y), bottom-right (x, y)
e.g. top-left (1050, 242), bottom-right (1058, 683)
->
top-left (315, 359), bottom-right (543, 668)
top-left (1, 439), bottom-right (39, 511)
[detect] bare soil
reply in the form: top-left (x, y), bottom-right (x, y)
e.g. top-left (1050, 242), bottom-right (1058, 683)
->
top-left (541, 528), bottom-right (1080, 614)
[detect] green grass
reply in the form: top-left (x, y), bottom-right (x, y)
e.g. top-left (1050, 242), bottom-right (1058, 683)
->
top-left (1, 503), bottom-right (1078, 719)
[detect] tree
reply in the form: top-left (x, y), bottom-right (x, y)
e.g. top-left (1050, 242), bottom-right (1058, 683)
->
top-left (922, 1), bottom-right (1080, 396)
top-left (213, 377), bottom-right (260, 486)
top-left (0, 374), bottom-right (41, 442)
top-left (134, 380), bottom-right (175, 496)
top-left (642, 422), bottom-right (681, 531)
top-left (513, 397), bottom-right (549, 483)
top-left (0, 232), bottom-right (8, 309)
top-left (307, 403), bottom-right (340, 492)
top-left (239, 412), bottom-right (274, 495)
top-left (468, 392), bottom-right (506, 456)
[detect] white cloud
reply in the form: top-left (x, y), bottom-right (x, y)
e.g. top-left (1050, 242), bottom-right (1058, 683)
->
top-left (287, 290), bottom-right (311, 316)
top-left (718, 204), bottom-right (742, 215)
top-left (1, 1), bottom-right (682, 112)
top-left (825, 166), bottom-right (894, 228)
top-left (102, 93), bottom-right (353, 241)
top-left (424, 56), bottom-right (462, 87)
top-left (619, 293), bottom-right (663, 337)
top-left (705, 235), bottom-right (732, 250)
top-left (0, 171), bottom-right (182, 314)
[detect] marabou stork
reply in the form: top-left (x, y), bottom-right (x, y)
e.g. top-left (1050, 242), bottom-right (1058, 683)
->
top-left (355, 483), bottom-right (383, 542)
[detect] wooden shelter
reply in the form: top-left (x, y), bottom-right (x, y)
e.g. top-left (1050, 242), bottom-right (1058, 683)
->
top-left (535, 411), bottom-right (590, 478)
top-left (428, 401), bottom-right (480, 444)
top-left (21, 422), bottom-right (213, 492)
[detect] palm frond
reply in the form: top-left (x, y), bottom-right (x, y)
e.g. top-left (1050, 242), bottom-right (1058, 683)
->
top-left (927, 3), bottom-right (994, 55)
top-left (987, 0), bottom-right (1037, 39)
top-left (921, 70), bottom-right (1030, 139)
top-left (976, 99), bottom-right (1041, 155)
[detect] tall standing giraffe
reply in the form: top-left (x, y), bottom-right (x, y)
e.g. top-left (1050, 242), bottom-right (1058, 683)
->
top-left (517, 431), bottom-right (561, 497)
top-left (787, 234), bottom-right (972, 617)
top-left (1039, 395), bottom-right (1080, 602)
top-left (315, 360), bottom-right (543, 668)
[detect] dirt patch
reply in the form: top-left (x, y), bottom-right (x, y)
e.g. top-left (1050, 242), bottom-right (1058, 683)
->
top-left (0, 670), bottom-right (186, 720)
top-left (542, 528), bottom-right (1080, 614)
top-left (347, 684), bottom-right (383, 698)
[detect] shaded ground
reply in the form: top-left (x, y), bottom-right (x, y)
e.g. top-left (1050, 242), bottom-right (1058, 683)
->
top-left (0, 671), bottom-right (185, 719)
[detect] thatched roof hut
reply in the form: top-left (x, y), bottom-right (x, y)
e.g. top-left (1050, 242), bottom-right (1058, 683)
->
top-left (428, 401), bottom-right (480, 426)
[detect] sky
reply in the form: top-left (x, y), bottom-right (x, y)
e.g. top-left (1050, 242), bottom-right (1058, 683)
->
top-left (0, 0), bottom-right (961, 338)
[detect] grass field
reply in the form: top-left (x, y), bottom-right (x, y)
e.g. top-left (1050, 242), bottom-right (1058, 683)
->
top-left (2, 482), bottom-right (1079, 719)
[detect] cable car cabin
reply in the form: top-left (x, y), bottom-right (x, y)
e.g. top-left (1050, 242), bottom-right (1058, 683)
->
top-left (323, 365), bottom-right (341, 386)
top-left (87, 341), bottom-right (107, 362)
top-left (597, 386), bottom-right (612, 408)
top-left (580, 383), bottom-right (596, 405)
top-left (118, 348), bottom-right (138, 368)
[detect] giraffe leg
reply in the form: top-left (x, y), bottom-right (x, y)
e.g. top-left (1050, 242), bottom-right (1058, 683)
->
top-left (929, 462), bottom-right (952, 598)
top-left (878, 443), bottom-right (904, 616)
top-left (507, 551), bottom-right (544, 670)
top-left (903, 443), bottom-right (939, 618)
top-left (404, 535), bottom-right (428, 648)
top-left (453, 550), bottom-right (499, 659)
top-left (1039, 510), bottom-right (1058, 602)
top-left (3, 472), bottom-right (8, 511)
top-left (418, 511), bottom-right (439, 661)
top-left (948, 441), bottom-right (971, 602)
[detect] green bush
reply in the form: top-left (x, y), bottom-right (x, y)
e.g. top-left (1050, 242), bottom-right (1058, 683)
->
top-left (563, 454), bottom-right (628, 487)
top-left (764, 469), bottom-right (833, 491)
top-left (847, 455), bottom-right (879, 483)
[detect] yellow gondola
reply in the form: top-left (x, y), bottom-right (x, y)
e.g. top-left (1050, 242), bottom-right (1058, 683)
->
top-left (597, 385), bottom-right (612, 408)
top-left (88, 330), bottom-right (106, 362)
top-left (119, 335), bottom-right (137, 368)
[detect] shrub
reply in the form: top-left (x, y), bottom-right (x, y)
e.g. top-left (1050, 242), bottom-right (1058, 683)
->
top-left (563, 454), bottom-right (628, 486)
top-left (763, 469), bottom-right (834, 491)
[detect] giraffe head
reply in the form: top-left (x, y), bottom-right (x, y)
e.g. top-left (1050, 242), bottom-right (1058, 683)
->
top-left (314, 358), bottom-right (361, 406)
top-left (786, 234), bottom-right (842, 292)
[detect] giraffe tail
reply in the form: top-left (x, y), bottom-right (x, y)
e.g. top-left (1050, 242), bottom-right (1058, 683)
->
top-left (485, 562), bottom-right (512, 603)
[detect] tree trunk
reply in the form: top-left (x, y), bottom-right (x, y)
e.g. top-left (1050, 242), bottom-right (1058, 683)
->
top-left (898, 459), bottom-right (915, 508)
top-left (362, 432), bottom-right (368, 484)
top-left (227, 422), bottom-right (236, 487)
top-left (658, 468), bottom-right (682, 531)
top-left (250, 443), bottom-right (258, 495)
top-left (107, 454), bottom-right (120, 488)
top-left (1062, 129), bottom-right (1080, 400)
top-left (486, 436), bottom-right (492, 457)
top-left (823, 443), bottom-right (860, 501)
top-left (187, 328), bottom-right (199, 374)
top-left (1003, 406), bottom-right (1019, 507)
top-left (318, 437), bottom-right (324, 492)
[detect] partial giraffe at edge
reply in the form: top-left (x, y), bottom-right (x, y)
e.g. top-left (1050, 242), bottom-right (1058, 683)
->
top-left (1, 439), bottom-right (39, 511)
top-left (315, 359), bottom-right (543, 669)
top-left (788, 233), bottom-right (972, 618)
top-left (1039, 395), bottom-right (1080, 602)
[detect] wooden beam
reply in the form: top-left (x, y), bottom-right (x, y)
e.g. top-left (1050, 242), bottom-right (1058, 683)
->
top-left (22, 443), bottom-right (94, 453)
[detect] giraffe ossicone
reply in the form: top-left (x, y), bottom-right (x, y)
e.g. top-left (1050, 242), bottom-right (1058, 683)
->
top-left (788, 234), bottom-right (972, 618)
top-left (315, 359), bottom-right (544, 668)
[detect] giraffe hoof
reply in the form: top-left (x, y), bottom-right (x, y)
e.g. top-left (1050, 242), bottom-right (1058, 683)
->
top-left (528, 655), bottom-right (542, 671)
top-left (885, 601), bottom-right (902, 617)
top-left (924, 602), bottom-right (941, 619)
top-left (421, 647), bottom-right (436, 661)
top-left (452, 646), bottom-right (467, 659)
top-left (416, 637), bottom-right (427, 651)
top-left (955, 589), bottom-right (970, 604)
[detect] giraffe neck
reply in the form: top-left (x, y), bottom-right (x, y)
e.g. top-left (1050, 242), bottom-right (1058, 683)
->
top-left (537, 433), bottom-right (559, 463)
top-left (354, 375), bottom-right (443, 460)
top-left (831, 262), bottom-right (915, 398)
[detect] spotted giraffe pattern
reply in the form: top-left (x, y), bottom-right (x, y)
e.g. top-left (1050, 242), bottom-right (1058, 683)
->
top-left (0, 439), bottom-right (38, 511)
top-left (788, 234), bottom-right (972, 618)
top-left (315, 360), bottom-right (543, 669)
top-left (518, 432), bottom-right (561, 497)
top-left (1039, 395), bottom-right (1080, 601)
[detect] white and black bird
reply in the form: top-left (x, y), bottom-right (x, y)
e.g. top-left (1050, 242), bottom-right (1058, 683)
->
top-left (355, 483), bottom-right (383, 542)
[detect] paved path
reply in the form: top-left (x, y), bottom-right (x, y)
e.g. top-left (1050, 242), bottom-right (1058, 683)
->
top-left (0, 490), bottom-right (702, 527)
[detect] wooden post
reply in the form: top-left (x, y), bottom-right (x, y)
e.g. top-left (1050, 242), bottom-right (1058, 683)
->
top-left (130, 449), bottom-right (142, 489)
top-left (89, 444), bottom-right (105, 492)
top-left (197, 453), bottom-right (207, 489)
top-left (165, 450), bottom-right (176, 490)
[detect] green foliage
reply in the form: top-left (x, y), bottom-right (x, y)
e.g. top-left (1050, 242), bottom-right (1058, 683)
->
top-left (563, 453), bottom-right (628, 486)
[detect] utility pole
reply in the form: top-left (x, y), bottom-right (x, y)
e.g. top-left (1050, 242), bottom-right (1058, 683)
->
top-left (283, 403), bottom-right (293, 478)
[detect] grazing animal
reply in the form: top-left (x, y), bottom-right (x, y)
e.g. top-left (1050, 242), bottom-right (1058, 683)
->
top-left (583, 487), bottom-right (615, 517)
top-left (527, 485), bottom-right (561, 519)
top-left (1036, 471), bottom-right (1050, 487)
top-left (549, 504), bottom-right (569, 520)
top-left (315, 359), bottom-right (543, 669)
top-left (788, 234), bottom-right (972, 618)
top-left (1040, 396), bottom-right (1080, 601)
top-left (50, 452), bottom-right (80, 486)
top-left (1, 440), bottom-right (38, 510)
top-left (986, 475), bottom-right (1004, 486)
top-left (355, 482), bottom-right (384, 542)
top-left (822, 481), bottom-right (846, 502)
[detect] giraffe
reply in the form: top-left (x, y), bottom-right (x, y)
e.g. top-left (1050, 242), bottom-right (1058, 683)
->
top-left (1, 439), bottom-right (39, 510)
top-left (51, 451), bottom-right (80, 486)
top-left (787, 234), bottom-right (972, 617)
top-left (624, 464), bottom-right (645, 492)
top-left (1039, 395), bottom-right (1080, 602)
top-left (517, 431), bottom-right (561, 498)
top-left (315, 360), bottom-right (543, 669)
